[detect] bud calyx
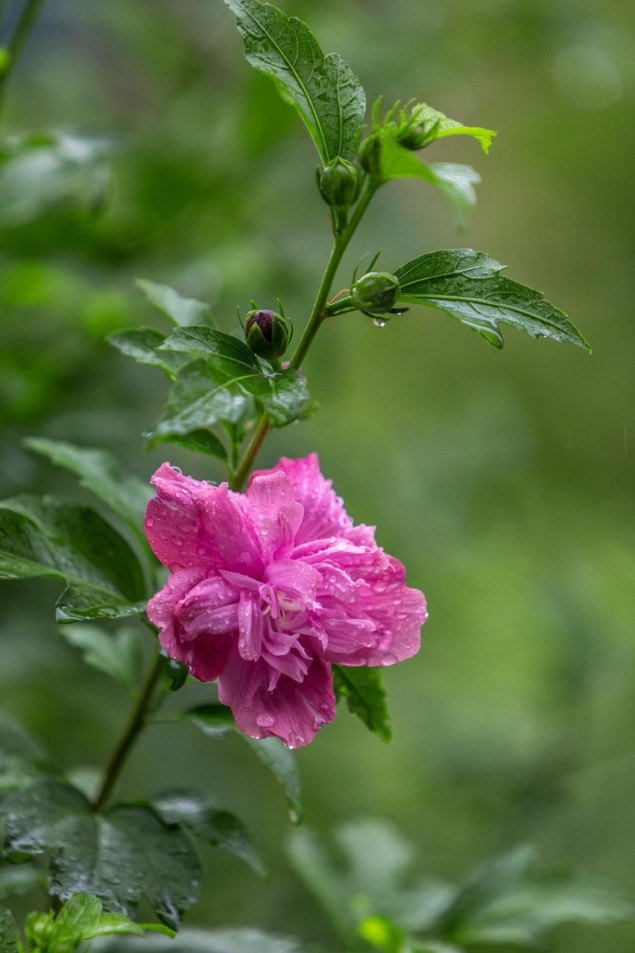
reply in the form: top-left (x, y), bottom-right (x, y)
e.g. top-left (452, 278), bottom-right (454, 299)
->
top-left (351, 271), bottom-right (400, 315)
top-left (245, 308), bottom-right (291, 362)
top-left (318, 157), bottom-right (360, 210)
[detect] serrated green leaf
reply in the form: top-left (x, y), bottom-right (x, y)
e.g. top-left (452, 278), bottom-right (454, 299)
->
top-left (58, 624), bottom-right (144, 693)
top-left (224, 0), bottom-right (365, 164)
top-left (137, 279), bottom-right (212, 328)
top-left (0, 906), bottom-right (17, 953)
top-left (408, 103), bottom-right (496, 154)
top-left (378, 136), bottom-right (480, 228)
top-left (0, 781), bottom-right (202, 929)
top-left (148, 428), bottom-right (228, 461)
top-left (107, 328), bottom-right (186, 380)
top-left (0, 496), bottom-right (147, 622)
top-left (394, 249), bottom-right (590, 350)
top-left (183, 704), bottom-right (302, 822)
top-left (24, 439), bottom-right (152, 552)
top-left (152, 791), bottom-right (265, 877)
top-left (333, 665), bottom-right (392, 742)
top-left (147, 357), bottom-right (309, 442)
top-left (96, 926), bottom-right (307, 953)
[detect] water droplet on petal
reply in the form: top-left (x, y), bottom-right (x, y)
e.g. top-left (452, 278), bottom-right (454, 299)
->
top-left (146, 518), bottom-right (155, 528)
top-left (197, 546), bottom-right (207, 556)
top-left (380, 653), bottom-right (397, 666)
top-left (256, 713), bottom-right (275, 728)
top-left (174, 539), bottom-right (183, 547)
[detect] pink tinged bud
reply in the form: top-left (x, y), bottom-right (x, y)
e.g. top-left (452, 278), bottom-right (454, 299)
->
top-left (245, 309), bottom-right (290, 362)
top-left (145, 454), bottom-right (427, 748)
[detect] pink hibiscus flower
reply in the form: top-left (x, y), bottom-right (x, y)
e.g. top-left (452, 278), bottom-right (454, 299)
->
top-left (146, 454), bottom-right (427, 747)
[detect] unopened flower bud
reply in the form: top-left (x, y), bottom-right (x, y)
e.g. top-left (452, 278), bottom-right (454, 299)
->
top-left (351, 271), bottom-right (400, 314)
top-left (318, 157), bottom-right (360, 210)
top-left (358, 133), bottom-right (383, 175)
top-left (245, 309), bottom-right (291, 362)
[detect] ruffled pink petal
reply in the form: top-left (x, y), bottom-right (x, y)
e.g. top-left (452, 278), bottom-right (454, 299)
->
top-left (219, 652), bottom-right (335, 747)
top-left (246, 472), bottom-right (304, 560)
top-left (238, 590), bottom-right (264, 661)
top-left (253, 454), bottom-right (354, 545)
top-left (323, 557), bottom-right (427, 666)
top-left (146, 464), bottom-right (223, 573)
top-left (264, 558), bottom-right (322, 607)
top-left (197, 482), bottom-right (263, 577)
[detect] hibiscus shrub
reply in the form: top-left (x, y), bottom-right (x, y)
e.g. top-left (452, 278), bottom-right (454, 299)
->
top-left (0, 0), bottom-right (611, 951)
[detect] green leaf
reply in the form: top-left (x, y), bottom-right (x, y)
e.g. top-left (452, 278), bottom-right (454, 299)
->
top-left (108, 328), bottom-right (186, 380)
top-left (96, 926), bottom-right (307, 953)
top-left (0, 906), bottom-right (17, 953)
top-left (0, 781), bottom-right (202, 929)
top-left (147, 328), bottom-right (310, 439)
top-left (137, 279), bottom-right (212, 328)
top-left (58, 624), bottom-right (145, 693)
top-left (0, 710), bottom-right (54, 793)
top-left (0, 496), bottom-right (147, 622)
top-left (444, 846), bottom-right (635, 947)
top-left (152, 791), bottom-right (265, 876)
top-left (408, 103), bottom-right (496, 153)
top-left (24, 439), bottom-right (152, 552)
top-left (183, 704), bottom-right (302, 822)
top-left (224, 0), bottom-right (365, 164)
top-left (37, 892), bottom-right (176, 948)
top-left (148, 428), bottom-right (228, 461)
top-left (378, 136), bottom-right (480, 228)
top-left (53, 891), bottom-right (103, 939)
top-left (333, 665), bottom-right (392, 742)
top-left (394, 248), bottom-right (590, 350)
top-left (0, 131), bottom-right (110, 227)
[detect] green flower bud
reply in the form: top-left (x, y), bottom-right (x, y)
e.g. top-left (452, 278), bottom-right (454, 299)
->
top-left (351, 271), bottom-right (400, 314)
top-left (245, 309), bottom-right (291, 362)
top-left (358, 133), bottom-right (383, 175)
top-left (318, 157), bottom-right (360, 210)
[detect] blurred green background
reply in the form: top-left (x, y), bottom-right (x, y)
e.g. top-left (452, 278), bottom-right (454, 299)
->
top-left (1, 0), bottom-right (635, 950)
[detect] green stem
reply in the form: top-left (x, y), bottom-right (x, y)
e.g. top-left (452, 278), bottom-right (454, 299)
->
top-left (92, 652), bottom-right (164, 812)
top-left (0, 0), bottom-right (47, 107)
top-left (230, 182), bottom-right (378, 492)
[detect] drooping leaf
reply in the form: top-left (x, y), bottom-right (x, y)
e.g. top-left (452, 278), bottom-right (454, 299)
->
top-left (378, 136), bottom-right (480, 228)
top-left (96, 926), bottom-right (307, 953)
top-left (148, 428), bottom-right (228, 461)
top-left (58, 624), bottom-right (145, 693)
top-left (0, 496), bottom-right (147, 622)
top-left (0, 781), bottom-right (202, 929)
top-left (137, 279), bottom-right (212, 328)
top-left (442, 846), bottom-right (635, 947)
top-left (332, 665), bottom-right (392, 742)
top-left (24, 439), bottom-right (152, 551)
top-left (394, 249), bottom-right (590, 350)
top-left (107, 328), bottom-right (186, 380)
top-left (0, 906), bottom-right (17, 953)
top-left (224, 0), bottom-right (365, 163)
top-left (183, 704), bottom-right (302, 822)
top-left (407, 103), bottom-right (496, 154)
top-left (152, 790), bottom-right (265, 876)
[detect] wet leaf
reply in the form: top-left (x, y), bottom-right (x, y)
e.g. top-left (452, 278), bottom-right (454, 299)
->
top-left (224, 0), bottom-right (365, 164)
top-left (108, 328), bottom-right (186, 380)
top-left (152, 790), bottom-right (265, 876)
top-left (0, 781), bottom-right (202, 930)
top-left (333, 665), bottom-right (392, 742)
top-left (0, 496), bottom-right (147, 622)
top-left (395, 249), bottom-right (590, 350)
top-left (24, 439), bottom-right (152, 552)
